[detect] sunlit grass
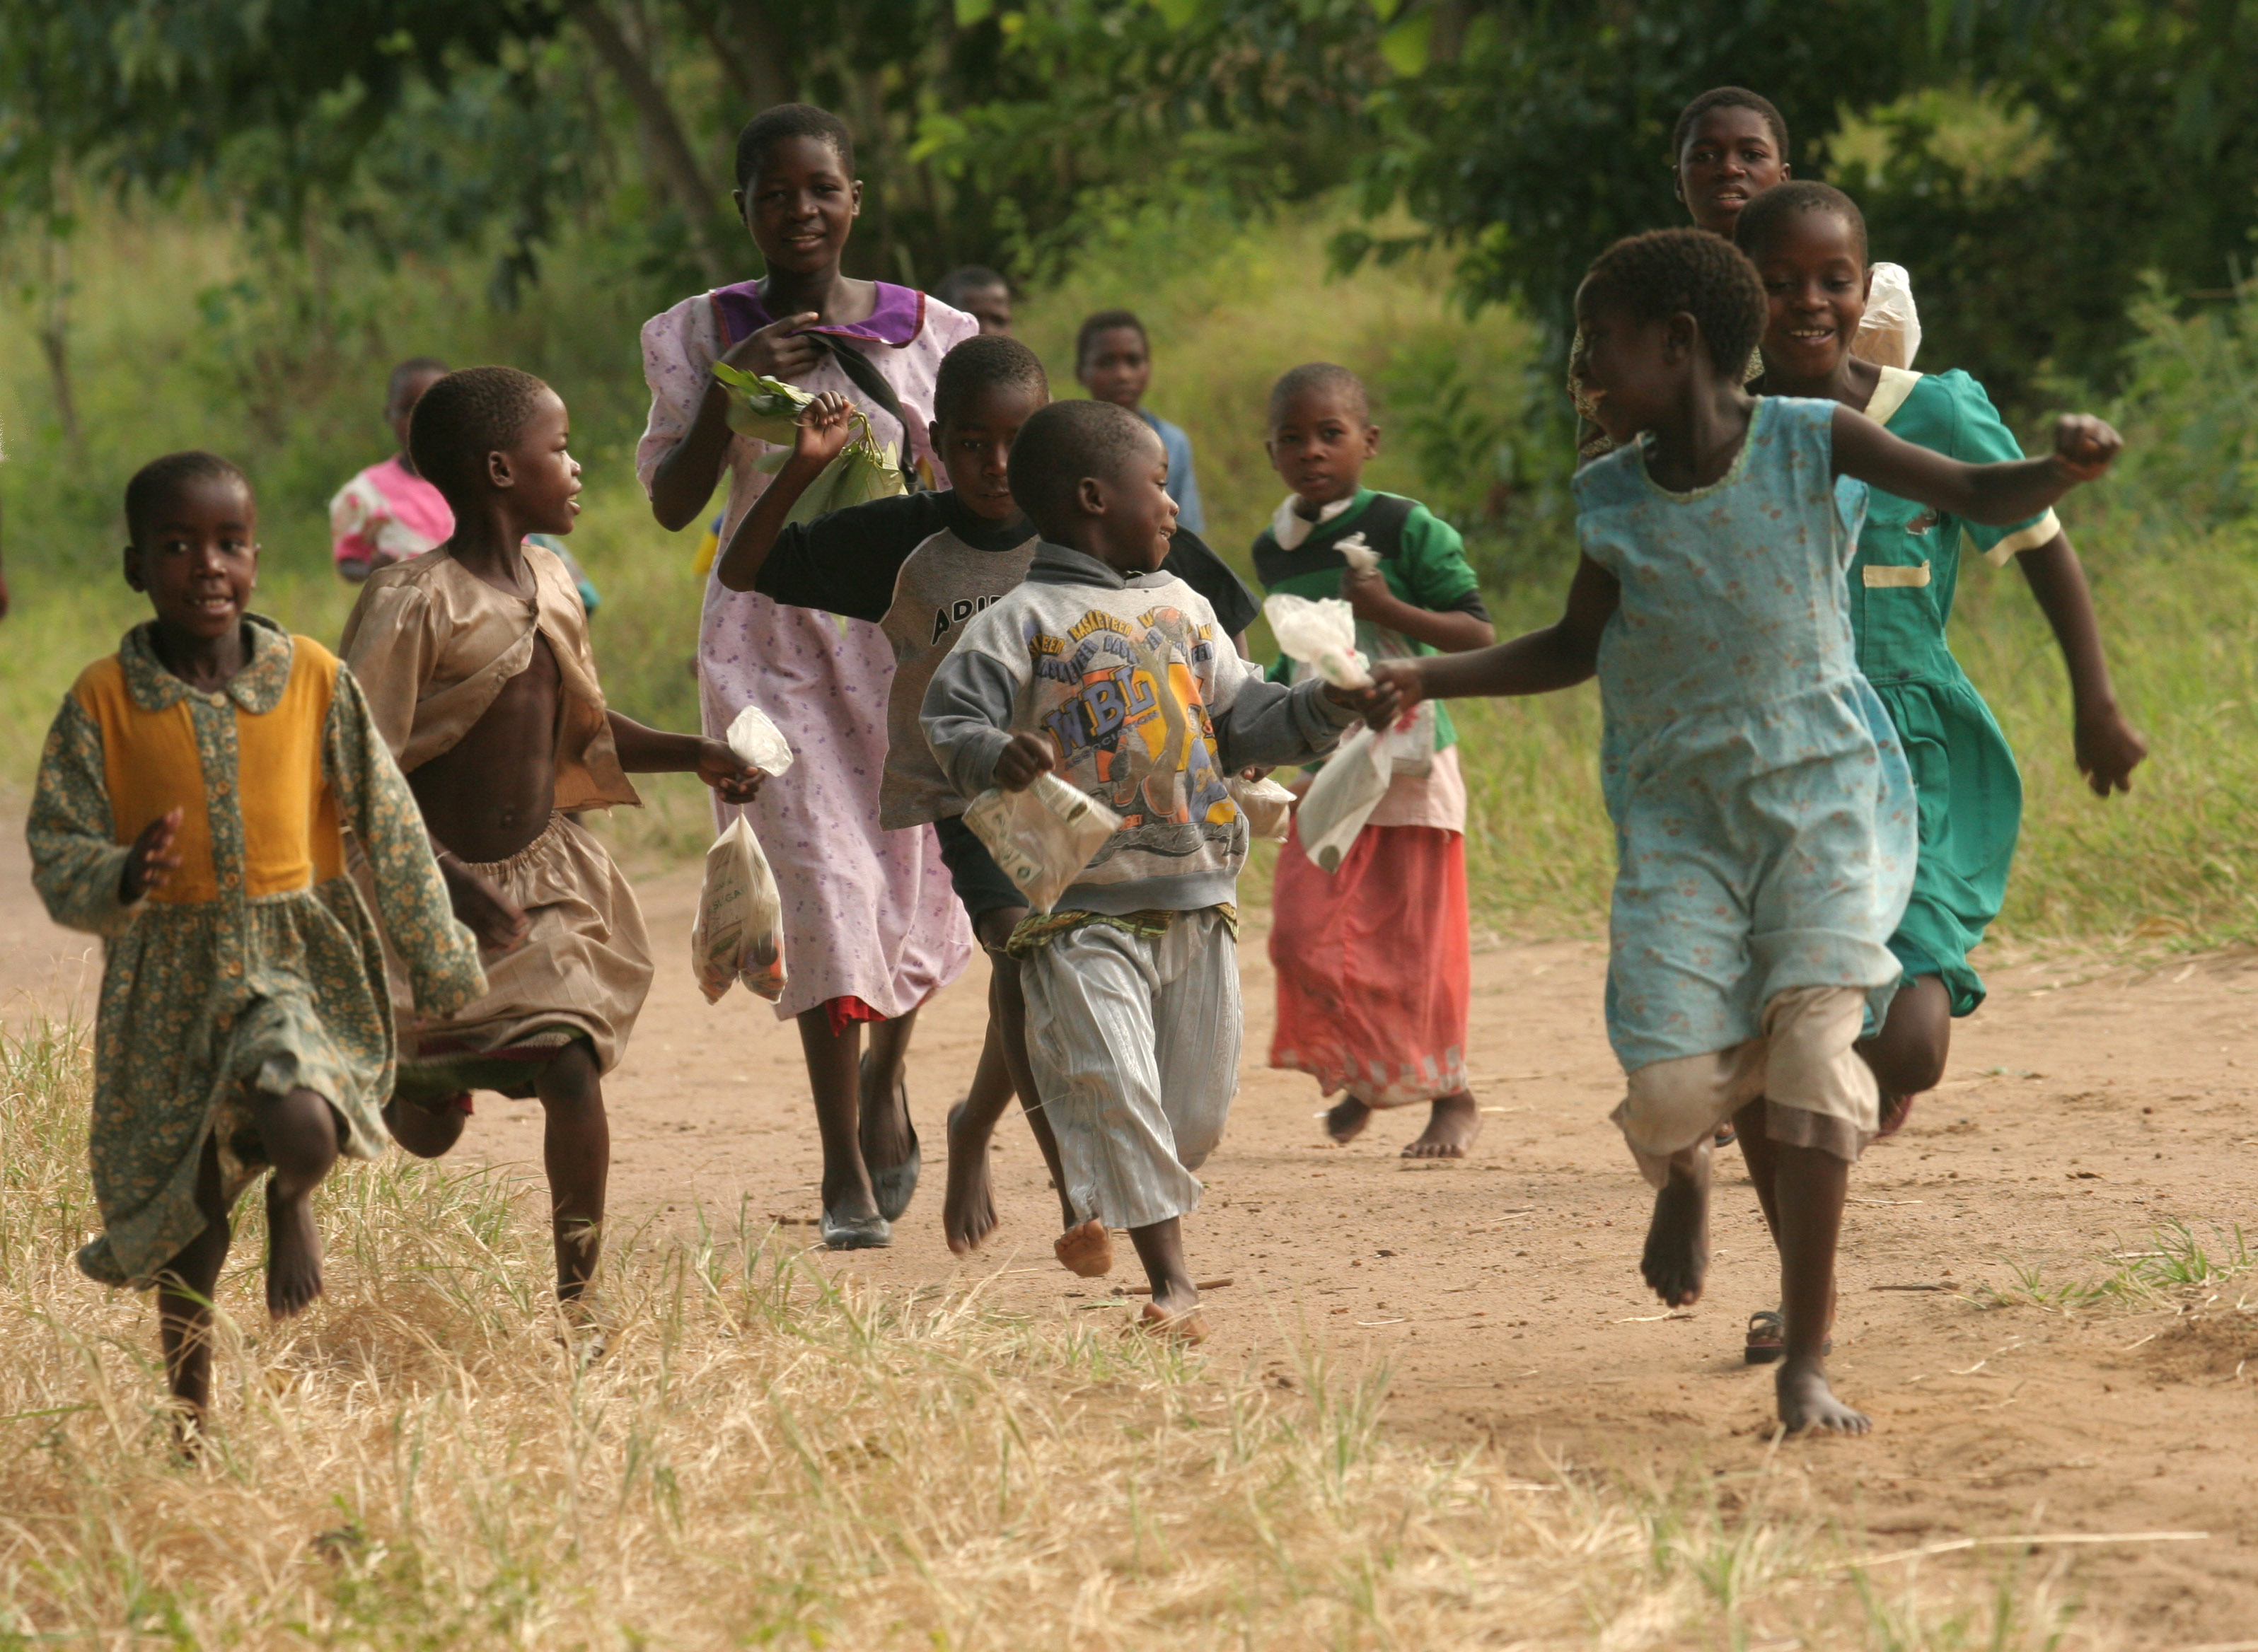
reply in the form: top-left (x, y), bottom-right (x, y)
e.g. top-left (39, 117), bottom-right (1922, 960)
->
top-left (0, 1018), bottom-right (2117, 1648)
top-left (1974, 1221), bottom-right (2257, 1313)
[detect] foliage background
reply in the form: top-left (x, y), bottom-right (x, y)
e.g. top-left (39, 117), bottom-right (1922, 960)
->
top-left (5, 0), bottom-right (2258, 945)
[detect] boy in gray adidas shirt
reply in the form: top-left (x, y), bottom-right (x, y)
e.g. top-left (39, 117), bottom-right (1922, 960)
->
top-left (717, 336), bottom-right (1258, 1269)
top-left (922, 400), bottom-right (1396, 1337)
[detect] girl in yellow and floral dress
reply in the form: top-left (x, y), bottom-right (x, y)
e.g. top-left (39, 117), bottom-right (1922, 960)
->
top-left (29, 451), bottom-right (490, 1435)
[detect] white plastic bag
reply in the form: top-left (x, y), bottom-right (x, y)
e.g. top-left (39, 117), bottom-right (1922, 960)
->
top-left (1229, 774), bottom-right (1297, 844)
top-left (691, 815), bottom-right (787, 1003)
top-left (1851, 262), bottom-right (1922, 370)
top-left (724, 705), bottom-right (795, 776)
top-left (1294, 726), bottom-right (1392, 873)
top-left (961, 772), bottom-right (1124, 914)
top-left (1263, 593), bottom-right (1370, 690)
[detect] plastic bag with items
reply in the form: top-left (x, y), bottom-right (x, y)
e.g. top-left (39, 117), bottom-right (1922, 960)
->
top-left (1851, 262), bottom-right (1922, 370)
top-left (1263, 593), bottom-right (1370, 690)
top-left (961, 772), bottom-right (1125, 915)
top-left (1292, 726), bottom-right (1392, 873)
top-left (691, 708), bottom-right (797, 1003)
top-left (1228, 774), bottom-right (1298, 844)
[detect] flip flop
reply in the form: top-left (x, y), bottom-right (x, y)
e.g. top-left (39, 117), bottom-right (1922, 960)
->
top-left (1744, 1306), bottom-right (1831, 1364)
top-left (1874, 1091), bottom-right (1916, 1141)
top-left (1713, 1121), bottom-right (1737, 1148)
top-left (820, 1207), bottom-right (892, 1250)
top-left (862, 1052), bottom-right (921, 1223)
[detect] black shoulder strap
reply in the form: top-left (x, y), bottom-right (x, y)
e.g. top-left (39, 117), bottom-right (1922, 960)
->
top-left (817, 335), bottom-right (924, 493)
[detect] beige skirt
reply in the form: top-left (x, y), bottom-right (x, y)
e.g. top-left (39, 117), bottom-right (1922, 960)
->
top-left (393, 814), bottom-right (652, 1103)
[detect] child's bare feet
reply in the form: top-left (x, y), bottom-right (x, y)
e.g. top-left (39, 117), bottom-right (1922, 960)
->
top-left (264, 1177), bottom-right (326, 1319)
top-left (1401, 1090), bottom-right (1481, 1158)
top-left (1324, 1096), bottom-right (1372, 1144)
top-left (1640, 1151), bottom-right (1710, 1306)
top-left (942, 1101), bottom-right (998, 1256)
top-left (1136, 1299), bottom-right (1208, 1344)
top-left (1776, 1356), bottom-right (1869, 1434)
top-left (1055, 1217), bottom-right (1113, 1277)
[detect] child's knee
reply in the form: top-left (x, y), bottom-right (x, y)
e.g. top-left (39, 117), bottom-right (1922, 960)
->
top-left (1616, 1045), bottom-right (1761, 1161)
top-left (535, 1040), bottom-right (604, 1109)
top-left (257, 1086), bottom-right (342, 1177)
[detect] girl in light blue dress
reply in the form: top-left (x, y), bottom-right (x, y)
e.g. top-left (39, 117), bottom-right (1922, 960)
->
top-left (1371, 228), bottom-right (2124, 1436)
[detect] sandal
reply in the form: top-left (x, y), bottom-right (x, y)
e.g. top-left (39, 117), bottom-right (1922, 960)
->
top-left (1713, 1121), bottom-right (1737, 1148)
top-left (1744, 1307), bottom-right (1831, 1364)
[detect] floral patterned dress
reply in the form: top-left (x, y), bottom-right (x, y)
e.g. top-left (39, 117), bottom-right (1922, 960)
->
top-left (28, 617), bottom-right (485, 1289)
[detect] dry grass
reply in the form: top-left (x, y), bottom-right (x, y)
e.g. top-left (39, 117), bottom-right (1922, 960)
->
top-left (0, 1019), bottom-right (2119, 1650)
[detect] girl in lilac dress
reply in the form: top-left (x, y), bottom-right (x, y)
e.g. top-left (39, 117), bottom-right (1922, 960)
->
top-left (637, 103), bottom-right (975, 1246)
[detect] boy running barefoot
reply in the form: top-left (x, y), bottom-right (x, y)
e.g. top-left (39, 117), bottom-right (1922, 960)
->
top-left (717, 336), bottom-right (1256, 1262)
top-left (30, 452), bottom-right (486, 1432)
top-left (342, 368), bottom-right (763, 1308)
top-left (922, 400), bottom-right (1392, 1337)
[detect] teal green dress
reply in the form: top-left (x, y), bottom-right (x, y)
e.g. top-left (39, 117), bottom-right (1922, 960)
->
top-left (1851, 368), bottom-right (2061, 1016)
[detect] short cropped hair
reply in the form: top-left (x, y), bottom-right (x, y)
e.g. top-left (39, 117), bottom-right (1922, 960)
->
top-left (1672, 86), bottom-right (1790, 163)
top-left (933, 335), bottom-right (1049, 426)
top-left (734, 103), bottom-right (854, 192)
top-left (1734, 179), bottom-right (1868, 263)
top-left (936, 266), bottom-right (1008, 307)
top-left (1009, 400), bottom-right (1158, 538)
top-left (407, 366), bottom-right (554, 506)
top-left (125, 451), bottom-right (251, 542)
top-left (1268, 361), bottom-right (1371, 426)
top-left (1583, 228), bottom-right (1767, 375)
top-left (1075, 308), bottom-right (1147, 367)
top-left (386, 356), bottom-right (450, 413)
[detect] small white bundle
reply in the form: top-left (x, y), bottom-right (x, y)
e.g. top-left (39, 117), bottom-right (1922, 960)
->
top-left (1264, 593), bottom-right (1370, 690)
top-left (724, 704), bottom-right (795, 776)
top-left (1228, 774), bottom-right (1298, 843)
top-left (961, 772), bottom-right (1124, 915)
top-left (691, 816), bottom-right (787, 1003)
top-left (1293, 726), bottom-right (1393, 873)
top-left (1851, 262), bottom-right (1923, 370)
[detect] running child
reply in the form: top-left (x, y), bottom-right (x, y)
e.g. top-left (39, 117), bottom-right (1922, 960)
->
top-left (1076, 310), bottom-right (1205, 535)
top-left (640, 103), bottom-right (978, 1240)
top-left (715, 335), bottom-right (1258, 1260)
top-left (1737, 182), bottom-right (2146, 1129)
top-left (1367, 229), bottom-right (2121, 1432)
top-left (28, 451), bottom-right (489, 1429)
top-left (342, 367), bottom-right (763, 1307)
top-left (922, 400), bottom-right (1393, 1337)
top-left (1252, 363), bottom-right (1497, 1158)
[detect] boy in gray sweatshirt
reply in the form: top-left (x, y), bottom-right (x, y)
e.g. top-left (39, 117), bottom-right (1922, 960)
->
top-left (922, 400), bottom-right (1396, 1337)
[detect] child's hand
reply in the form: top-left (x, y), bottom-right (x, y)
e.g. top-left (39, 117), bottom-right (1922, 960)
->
top-left (2075, 704), bottom-right (2148, 796)
top-left (695, 738), bottom-right (768, 804)
top-left (994, 733), bottom-right (1055, 792)
top-left (793, 392), bottom-right (857, 468)
top-left (1322, 675), bottom-right (1403, 730)
top-left (440, 858), bottom-right (530, 954)
top-left (2051, 415), bottom-right (2123, 482)
top-left (722, 311), bottom-right (823, 381)
top-left (1341, 566), bottom-right (1400, 626)
top-left (120, 808), bottom-right (183, 904)
top-left (1238, 764), bottom-right (1273, 782)
top-left (1354, 658), bottom-right (1426, 729)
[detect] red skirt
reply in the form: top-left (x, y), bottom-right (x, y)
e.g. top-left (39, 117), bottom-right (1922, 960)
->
top-left (1268, 820), bottom-right (1471, 1107)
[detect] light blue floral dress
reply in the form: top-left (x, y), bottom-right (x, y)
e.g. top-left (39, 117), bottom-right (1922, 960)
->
top-left (1575, 396), bottom-right (1918, 1072)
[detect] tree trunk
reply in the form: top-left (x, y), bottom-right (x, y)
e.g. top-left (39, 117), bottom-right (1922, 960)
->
top-left (40, 218), bottom-right (82, 460)
top-left (567, 0), bottom-right (731, 282)
top-left (692, 0), bottom-right (796, 111)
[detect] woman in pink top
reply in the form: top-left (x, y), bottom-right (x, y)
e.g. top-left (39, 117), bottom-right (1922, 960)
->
top-left (638, 103), bottom-right (975, 1248)
top-left (331, 358), bottom-right (454, 581)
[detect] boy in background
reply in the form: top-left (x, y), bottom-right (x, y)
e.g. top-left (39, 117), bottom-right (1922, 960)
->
top-left (922, 400), bottom-right (1390, 1337)
top-left (935, 267), bottom-right (1014, 336)
top-left (1075, 310), bottom-right (1205, 535)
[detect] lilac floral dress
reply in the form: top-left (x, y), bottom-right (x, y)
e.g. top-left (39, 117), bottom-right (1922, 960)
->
top-left (637, 282), bottom-right (977, 1022)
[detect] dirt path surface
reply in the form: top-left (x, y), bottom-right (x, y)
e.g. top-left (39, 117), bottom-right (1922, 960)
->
top-left (6, 833), bottom-right (2254, 1641)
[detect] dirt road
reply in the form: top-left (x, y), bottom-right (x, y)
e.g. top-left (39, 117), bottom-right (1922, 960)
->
top-left (6, 832), bottom-right (2254, 1640)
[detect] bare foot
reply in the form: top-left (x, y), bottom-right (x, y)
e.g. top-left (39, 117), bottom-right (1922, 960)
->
top-left (1402, 1091), bottom-right (1482, 1159)
top-left (1640, 1156), bottom-right (1710, 1307)
top-left (383, 1095), bottom-right (468, 1159)
top-left (1776, 1356), bottom-right (1870, 1434)
top-left (1055, 1217), bottom-right (1113, 1278)
top-left (1324, 1096), bottom-right (1372, 1144)
top-left (265, 1179), bottom-right (325, 1319)
top-left (942, 1102), bottom-right (997, 1257)
top-left (1136, 1299), bottom-right (1208, 1344)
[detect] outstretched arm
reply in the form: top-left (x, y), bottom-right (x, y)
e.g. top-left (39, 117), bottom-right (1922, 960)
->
top-left (1833, 407), bottom-right (2121, 527)
top-left (1365, 553), bottom-right (1618, 719)
top-left (606, 712), bottom-right (765, 802)
top-left (2015, 532), bottom-right (2148, 796)
top-left (713, 392), bottom-right (856, 591)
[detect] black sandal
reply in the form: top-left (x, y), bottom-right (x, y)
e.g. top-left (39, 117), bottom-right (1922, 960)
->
top-left (1744, 1306), bottom-right (1832, 1364)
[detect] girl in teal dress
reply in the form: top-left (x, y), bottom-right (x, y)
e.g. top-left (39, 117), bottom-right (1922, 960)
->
top-left (1373, 228), bottom-right (2124, 1435)
top-left (1737, 183), bottom-right (2147, 1136)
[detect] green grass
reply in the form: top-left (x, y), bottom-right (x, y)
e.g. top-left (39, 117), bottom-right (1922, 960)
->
top-left (4, 190), bottom-right (2255, 942)
top-left (1975, 1221), bottom-right (2257, 1314)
